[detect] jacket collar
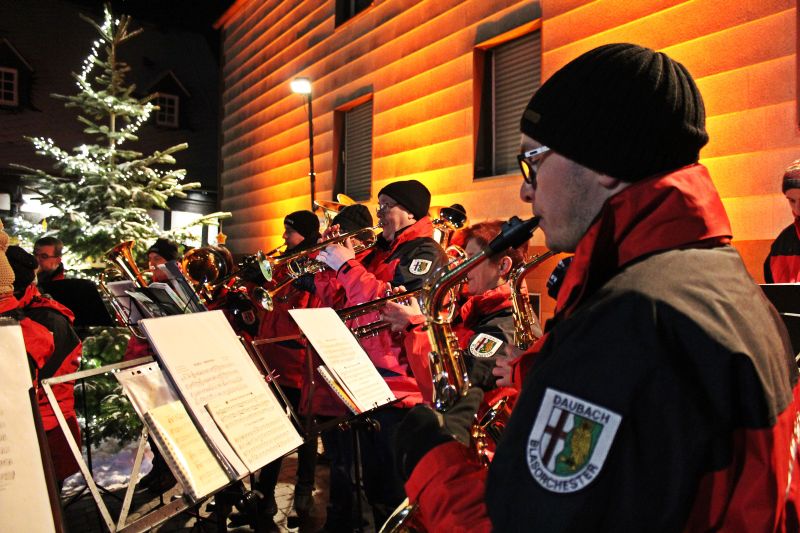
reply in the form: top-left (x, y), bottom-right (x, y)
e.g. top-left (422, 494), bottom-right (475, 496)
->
top-left (554, 163), bottom-right (732, 322)
top-left (460, 282), bottom-right (512, 329)
top-left (375, 216), bottom-right (435, 252)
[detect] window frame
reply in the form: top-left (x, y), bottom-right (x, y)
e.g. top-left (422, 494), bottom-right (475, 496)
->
top-left (155, 92), bottom-right (180, 128)
top-left (0, 66), bottom-right (19, 107)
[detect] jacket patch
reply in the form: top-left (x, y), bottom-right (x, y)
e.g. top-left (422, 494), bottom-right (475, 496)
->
top-left (527, 388), bottom-right (621, 493)
top-left (409, 259), bottom-right (432, 275)
top-left (469, 333), bottom-right (503, 358)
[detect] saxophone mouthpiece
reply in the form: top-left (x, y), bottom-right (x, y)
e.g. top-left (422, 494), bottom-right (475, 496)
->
top-left (487, 216), bottom-right (540, 257)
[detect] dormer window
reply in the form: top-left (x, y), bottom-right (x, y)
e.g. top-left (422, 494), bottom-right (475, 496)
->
top-left (0, 67), bottom-right (19, 107)
top-left (155, 92), bottom-right (179, 127)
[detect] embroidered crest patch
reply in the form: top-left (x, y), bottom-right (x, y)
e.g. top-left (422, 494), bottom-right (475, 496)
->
top-left (526, 388), bottom-right (621, 493)
top-left (469, 333), bottom-right (503, 358)
top-left (409, 258), bottom-right (432, 275)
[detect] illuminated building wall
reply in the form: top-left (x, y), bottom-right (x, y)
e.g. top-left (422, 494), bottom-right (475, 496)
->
top-left (218, 0), bottom-right (799, 322)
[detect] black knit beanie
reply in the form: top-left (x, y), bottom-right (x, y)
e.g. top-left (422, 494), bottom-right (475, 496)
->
top-left (6, 245), bottom-right (37, 294)
top-left (782, 159), bottom-right (800, 192)
top-left (378, 179), bottom-right (431, 220)
top-left (284, 210), bottom-right (321, 243)
top-left (147, 238), bottom-right (180, 261)
top-left (521, 43), bottom-right (708, 181)
top-left (332, 204), bottom-right (373, 234)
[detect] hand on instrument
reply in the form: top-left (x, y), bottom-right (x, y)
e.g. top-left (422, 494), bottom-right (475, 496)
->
top-left (381, 298), bottom-right (422, 332)
top-left (394, 388), bottom-right (484, 480)
top-left (320, 223), bottom-right (341, 242)
top-left (492, 353), bottom-right (515, 388)
top-left (316, 237), bottom-right (356, 271)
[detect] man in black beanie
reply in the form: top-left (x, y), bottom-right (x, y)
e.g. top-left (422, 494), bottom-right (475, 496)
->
top-left (395, 43), bottom-right (800, 532)
top-left (283, 210), bottom-right (321, 252)
top-left (315, 179), bottom-right (447, 529)
top-left (764, 158), bottom-right (800, 283)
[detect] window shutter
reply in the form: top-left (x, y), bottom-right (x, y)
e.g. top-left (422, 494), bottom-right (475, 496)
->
top-left (344, 100), bottom-right (373, 201)
top-left (492, 31), bottom-right (541, 175)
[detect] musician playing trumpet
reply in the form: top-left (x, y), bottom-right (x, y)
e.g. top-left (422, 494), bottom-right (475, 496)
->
top-left (381, 220), bottom-right (540, 401)
top-left (315, 179), bottom-right (447, 528)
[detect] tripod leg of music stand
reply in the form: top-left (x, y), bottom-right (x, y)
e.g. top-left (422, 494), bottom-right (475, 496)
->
top-left (116, 427), bottom-right (149, 530)
top-left (42, 381), bottom-right (116, 532)
top-left (352, 427), bottom-right (364, 533)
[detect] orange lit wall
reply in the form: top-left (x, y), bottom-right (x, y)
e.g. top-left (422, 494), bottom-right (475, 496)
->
top-left (219, 0), bottom-right (800, 322)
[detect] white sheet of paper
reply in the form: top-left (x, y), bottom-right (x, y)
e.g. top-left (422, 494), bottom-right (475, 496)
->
top-left (289, 308), bottom-right (396, 412)
top-left (140, 311), bottom-right (302, 479)
top-left (0, 324), bottom-right (57, 533)
top-left (115, 362), bottom-right (180, 417)
top-left (206, 389), bottom-right (303, 472)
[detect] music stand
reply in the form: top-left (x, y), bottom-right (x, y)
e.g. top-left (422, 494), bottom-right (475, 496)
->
top-left (39, 278), bottom-right (115, 330)
top-left (760, 283), bottom-right (800, 359)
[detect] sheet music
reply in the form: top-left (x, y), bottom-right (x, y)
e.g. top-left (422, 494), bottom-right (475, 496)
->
top-left (140, 311), bottom-right (302, 479)
top-left (206, 389), bottom-right (303, 472)
top-left (289, 308), bottom-right (395, 412)
top-left (0, 323), bottom-right (57, 533)
top-left (145, 401), bottom-right (229, 500)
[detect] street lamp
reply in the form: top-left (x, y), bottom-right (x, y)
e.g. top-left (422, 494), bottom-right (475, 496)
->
top-left (291, 77), bottom-right (315, 211)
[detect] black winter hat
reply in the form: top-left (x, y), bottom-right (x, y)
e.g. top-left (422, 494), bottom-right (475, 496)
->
top-left (521, 43), bottom-right (708, 181)
top-left (147, 238), bottom-right (180, 262)
top-left (284, 210), bottom-right (320, 243)
top-left (332, 204), bottom-right (373, 234)
top-left (782, 159), bottom-right (800, 192)
top-left (6, 245), bottom-right (37, 293)
top-left (378, 179), bottom-right (431, 220)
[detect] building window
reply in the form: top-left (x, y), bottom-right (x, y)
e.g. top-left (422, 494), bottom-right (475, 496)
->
top-left (335, 0), bottom-right (372, 26)
top-left (474, 31), bottom-right (541, 178)
top-left (0, 67), bottom-right (18, 106)
top-left (155, 93), bottom-right (179, 127)
top-left (338, 99), bottom-right (373, 201)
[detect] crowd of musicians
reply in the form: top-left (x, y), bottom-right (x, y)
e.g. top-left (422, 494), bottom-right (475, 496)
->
top-left (3, 41), bottom-right (800, 532)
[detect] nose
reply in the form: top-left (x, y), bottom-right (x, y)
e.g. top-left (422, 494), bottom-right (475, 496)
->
top-left (520, 181), bottom-right (534, 204)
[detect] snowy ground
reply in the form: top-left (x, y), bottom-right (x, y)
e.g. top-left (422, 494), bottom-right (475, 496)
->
top-left (62, 437), bottom-right (154, 496)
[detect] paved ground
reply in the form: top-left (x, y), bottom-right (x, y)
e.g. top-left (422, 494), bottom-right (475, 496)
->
top-left (60, 450), bottom-right (375, 532)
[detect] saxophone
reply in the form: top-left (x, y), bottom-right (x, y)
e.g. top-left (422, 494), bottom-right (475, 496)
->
top-left (380, 216), bottom-right (542, 533)
top-left (509, 250), bottom-right (558, 350)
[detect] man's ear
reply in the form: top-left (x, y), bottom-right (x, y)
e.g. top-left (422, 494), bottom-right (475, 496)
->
top-left (597, 173), bottom-right (630, 194)
top-left (499, 256), bottom-right (513, 278)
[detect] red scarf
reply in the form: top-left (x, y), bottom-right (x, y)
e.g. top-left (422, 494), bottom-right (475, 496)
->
top-left (460, 282), bottom-right (513, 330)
top-left (513, 164), bottom-right (732, 385)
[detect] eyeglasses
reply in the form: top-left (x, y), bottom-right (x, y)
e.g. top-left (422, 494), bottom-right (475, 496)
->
top-left (517, 145), bottom-right (551, 187)
top-left (376, 202), bottom-right (398, 214)
top-left (35, 253), bottom-right (61, 260)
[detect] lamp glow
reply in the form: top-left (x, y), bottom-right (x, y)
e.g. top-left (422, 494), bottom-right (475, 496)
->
top-left (290, 77), bottom-right (312, 95)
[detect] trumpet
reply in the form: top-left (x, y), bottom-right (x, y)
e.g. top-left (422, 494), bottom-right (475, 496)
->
top-left (252, 276), bottom-right (296, 312)
top-left (261, 225), bottom-right (383, 282)
top-left (337, 290), bottom-right (421, 338)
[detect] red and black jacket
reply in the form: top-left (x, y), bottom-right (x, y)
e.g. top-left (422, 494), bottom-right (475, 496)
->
top-left (406, 164), bottom-right (800, 532)
top-left (765, 219), bottom-right (800, 283)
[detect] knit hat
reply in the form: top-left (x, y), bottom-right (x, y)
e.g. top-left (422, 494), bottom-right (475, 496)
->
top-left (332, 204), bottom-right (373, 234)
top-left (782, 159), bottom-right (800, 192)
top-left (284, 210), bottom-right (321, 243)
top-left (521, 43), bottom-right (708, 181)
top-left (147, 238), bottom-right (180, 262)
top-left (0, 222), bottom-right (13, 297)
top-left (6, 246), bottom-right (37, 294)
top-left (378, 179), bottom-right (431, 219)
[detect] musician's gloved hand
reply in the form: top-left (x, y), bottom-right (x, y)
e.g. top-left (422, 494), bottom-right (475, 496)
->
top-left (395, 387), bottom-right (484, 480)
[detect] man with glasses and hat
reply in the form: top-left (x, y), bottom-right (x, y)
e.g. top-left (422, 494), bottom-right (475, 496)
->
top-left (316, 179), bottom-right (447, 528)
top-left (393, 43), bottom-right (800, 532)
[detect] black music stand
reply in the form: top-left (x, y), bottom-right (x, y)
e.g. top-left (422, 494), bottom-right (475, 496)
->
top-left (39, 278), bottom-right (115, 330)
top-left (760, 283), bottom-right (800, 358)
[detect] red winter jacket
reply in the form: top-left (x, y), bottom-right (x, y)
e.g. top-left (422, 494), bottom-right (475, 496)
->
top-left (320, 217), bottom-right (447, 408)
top-left (406, 165), bottom-right (800, 532)
top-left (764, 218), bottom-right (800, 283)
top-left (18, 285), bottom-right (82, 431)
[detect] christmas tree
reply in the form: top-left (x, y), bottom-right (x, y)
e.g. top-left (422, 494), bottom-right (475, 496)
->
top-left (11, 4), bottom-right (222, 265)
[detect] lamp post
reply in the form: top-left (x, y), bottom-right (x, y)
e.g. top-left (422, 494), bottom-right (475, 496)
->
top-left (291, 77), bottom-right (315, 211)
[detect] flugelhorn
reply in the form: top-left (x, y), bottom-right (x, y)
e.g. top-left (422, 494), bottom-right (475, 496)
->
top-left (380, 215), bottom-right (540, 533)
top-left (261, 225), bottom-right (383, 282)
top-left (509, 250), bottom-right (557, 350)
top-left (337, 290), bottom-right (421, 338)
